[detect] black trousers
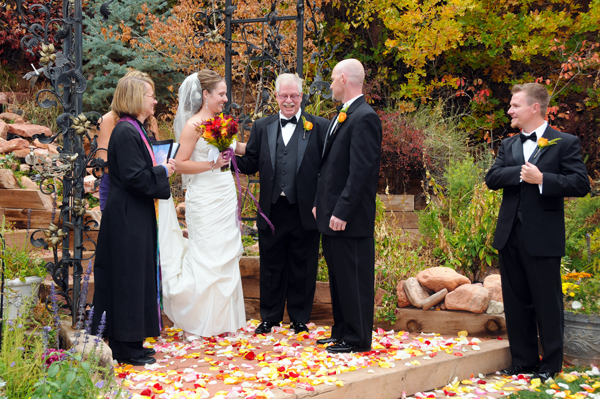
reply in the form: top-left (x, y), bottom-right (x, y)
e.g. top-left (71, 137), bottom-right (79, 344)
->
top-left (109, 337), bottom-right (144, 359)
top-left (322, 234), bottom-right (374, 348)
top-left (499, 220), bottom-right (563, 373)
top-left (258, 196), bottom-right (320, 323)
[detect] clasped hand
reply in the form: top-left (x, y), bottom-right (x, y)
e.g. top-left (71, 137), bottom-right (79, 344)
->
top-left (520, 161), bottom-right (543, 185)
top-left (213, 152), bottom-right (230, 169)
top-left (165, 158), bottom-right (176, 177)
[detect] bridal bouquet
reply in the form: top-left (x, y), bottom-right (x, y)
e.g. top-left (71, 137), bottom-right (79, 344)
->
top-left (196, 113), bottom-right (239, 171)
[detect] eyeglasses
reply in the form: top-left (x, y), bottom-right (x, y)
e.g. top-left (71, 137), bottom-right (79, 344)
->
top-left (145, 94), bottom-right (156, 100)
top-left (277, 94), bottom-right (301, 101)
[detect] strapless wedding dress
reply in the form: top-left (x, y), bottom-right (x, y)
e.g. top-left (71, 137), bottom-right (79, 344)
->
top-left (158, 137), bottom-right (245, 337)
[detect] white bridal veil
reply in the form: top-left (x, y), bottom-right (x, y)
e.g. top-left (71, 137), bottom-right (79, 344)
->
top-left (173, 73), bottom-right (203, 188)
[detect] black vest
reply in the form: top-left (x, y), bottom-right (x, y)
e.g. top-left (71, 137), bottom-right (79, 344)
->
top-left (271, 126), bottom-right (299, 204)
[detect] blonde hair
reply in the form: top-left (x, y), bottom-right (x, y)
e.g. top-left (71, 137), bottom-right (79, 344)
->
top-left (197, 69), bottom-right (224, 105)
top-left (111, 76), bottom-right (154, 118)
top-left (511, 83), bottom-right (550, 116)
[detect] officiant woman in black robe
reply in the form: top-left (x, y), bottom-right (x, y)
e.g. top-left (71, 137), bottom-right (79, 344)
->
top-left (91, 75), bottom-right (175, 365)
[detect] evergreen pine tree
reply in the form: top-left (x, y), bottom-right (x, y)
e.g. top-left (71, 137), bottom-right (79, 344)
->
top-left (83, 0), bottom-right (184, 112)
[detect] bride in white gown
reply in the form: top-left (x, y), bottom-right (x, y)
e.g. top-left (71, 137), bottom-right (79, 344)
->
top-left (158, 70), bottom-right (247, 338)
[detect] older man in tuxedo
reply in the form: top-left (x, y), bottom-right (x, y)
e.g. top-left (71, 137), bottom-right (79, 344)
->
top-left (312, 59), bottom-right (382, 353)
top-left (236, 73), bottom-right (328, 335)
top-left (485, 83), bottom-right (589, 382)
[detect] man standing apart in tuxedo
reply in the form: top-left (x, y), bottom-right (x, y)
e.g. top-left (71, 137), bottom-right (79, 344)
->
top-left (312, 59), bottom-right (382, 353)
top-left (236, 73), bottom-right (328, 335)
top-left (485, 83), bottom-right (589, 382)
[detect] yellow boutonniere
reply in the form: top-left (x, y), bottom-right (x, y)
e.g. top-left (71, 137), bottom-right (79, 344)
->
top-left (301, 115), bottom-right (313, 139)
top-left (337, 104), bottom-right (350, 123)
top-left (534, 137), bottom-right (561, 158)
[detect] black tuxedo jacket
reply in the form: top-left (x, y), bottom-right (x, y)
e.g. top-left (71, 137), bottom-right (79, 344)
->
top-left (485, 126), bottom-right (590, 257)
top-left (236, 111), bottom-right (328, 231)
top-left (315, 96), bottom-right (382, 237)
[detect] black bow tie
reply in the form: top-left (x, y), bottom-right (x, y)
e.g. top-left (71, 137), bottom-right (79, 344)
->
top-left (520, 132), bottom-right (537, 143)
top-left (281, 116), bottom-right (297, 127)
top-left (336, 104), bottom-right (344, 112)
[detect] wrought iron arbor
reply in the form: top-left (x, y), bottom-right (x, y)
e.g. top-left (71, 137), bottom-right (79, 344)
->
top-left (12, 0), bottom-right (111, 325)
top-left (8, 0), bottom-right (337, 325)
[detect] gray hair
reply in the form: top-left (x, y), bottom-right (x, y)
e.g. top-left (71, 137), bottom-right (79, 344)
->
top-left (275, 73), bottom-right (303, 94)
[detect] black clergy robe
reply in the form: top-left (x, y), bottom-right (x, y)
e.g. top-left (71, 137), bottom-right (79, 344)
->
top-left (91, 116), bottom-right (171, 342)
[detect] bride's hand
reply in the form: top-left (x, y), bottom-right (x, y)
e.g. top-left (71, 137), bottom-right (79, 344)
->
top-left (214, 153), bottom-right (230, 169)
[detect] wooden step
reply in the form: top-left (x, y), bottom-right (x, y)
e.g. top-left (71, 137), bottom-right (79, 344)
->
top-left (387, 210), bottom-right (419, 229)
top-left (0, 189), bottom-right (52, 210)
top-left (3, 228), bottom-right (99, 252)
top-left (378, 194), bottom-right (414, 212)
top-left (0, 207), bottom-right (101, 230)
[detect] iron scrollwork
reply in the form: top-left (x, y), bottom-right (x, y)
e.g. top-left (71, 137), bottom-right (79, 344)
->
top-left (14, 0), bottom-right (111, 325)
top-left (189, 0), bottom-right (338, 225)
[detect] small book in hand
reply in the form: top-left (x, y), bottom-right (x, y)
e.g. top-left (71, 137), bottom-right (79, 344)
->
top-left (151, 140), bottom-right (180, 165)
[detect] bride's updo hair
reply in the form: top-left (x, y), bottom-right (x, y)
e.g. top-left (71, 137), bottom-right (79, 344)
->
top-left (197, 69), bottom-right (224, 97)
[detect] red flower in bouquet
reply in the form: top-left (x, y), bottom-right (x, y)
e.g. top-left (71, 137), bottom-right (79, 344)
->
top-left (196, 113), bottom-right (238, 151)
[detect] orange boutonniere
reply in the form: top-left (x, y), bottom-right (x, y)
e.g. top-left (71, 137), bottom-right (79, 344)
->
top-left (301, 115), bottom-right (313, 139)
top-left (337, 104), bottom-right (350, 124)
top-left (534, 137), bottom-right (561, 158)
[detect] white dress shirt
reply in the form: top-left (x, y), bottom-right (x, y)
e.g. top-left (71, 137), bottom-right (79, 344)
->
top-left (279, 109), bottom-right (302, 146)
top-left (520, 121), bottom-right (547, 192)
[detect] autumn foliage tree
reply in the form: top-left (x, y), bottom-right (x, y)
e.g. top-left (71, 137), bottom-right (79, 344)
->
top-left (326, 0), bottom-right (600, 163)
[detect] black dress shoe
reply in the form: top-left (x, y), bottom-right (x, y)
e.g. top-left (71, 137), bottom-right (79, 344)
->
top-left (316, 337), bottom-right (339, 345)
top-left (499, 365), bottom-right (537, 375)
top-left (326, 341), bottom-right (371, 354)
top-left (533, 372), bottom-right (555, 383)
top-left (143, 348), bottom-right (156, 356)
top-left (290, 322), bottom-right (309, 333)
top-left (254, 321), bottom-right (278, 335)
top-left (116, 356), bottom-right (156, 366)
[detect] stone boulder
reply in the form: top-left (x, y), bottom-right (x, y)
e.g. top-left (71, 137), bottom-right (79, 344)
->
top-left (483, 274), bottom-right (503, 303)
top-left (0, 137), bottom-right (29, 154)
top-left (486, 300), bottom-right (504, 314)
top-left (422, 288), bottom-right (448, 311)
top-left (0, 169), bottom-right (20, 189)
top-left (20, 175), bottom-right (38, 190)
top-left (0, 112), bottom-right (25, 123)
top-left (8, 123), bottom-right (51, 138)
top-left (84, 175), bottom-right (98, 193)
top-left (404, 277), bottom-right (430, 308)
top-left (445, 284), bottom-right (490, 314)
top-left (396, 280), bottom-right (411, 308)
top-left (416, 266), bottom-right (471, 292)
top-left (33, 138), bottom-right (49, 149)
top-left (0, 120), bottom-right (8, 140)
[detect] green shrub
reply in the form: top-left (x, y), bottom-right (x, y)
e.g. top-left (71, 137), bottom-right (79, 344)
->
top-left (375, 196), bottom-right (434, 323)
top-left (565, 195), bottom-right (600, 270)
top-left (418, 157), bottom-right (501, 281)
